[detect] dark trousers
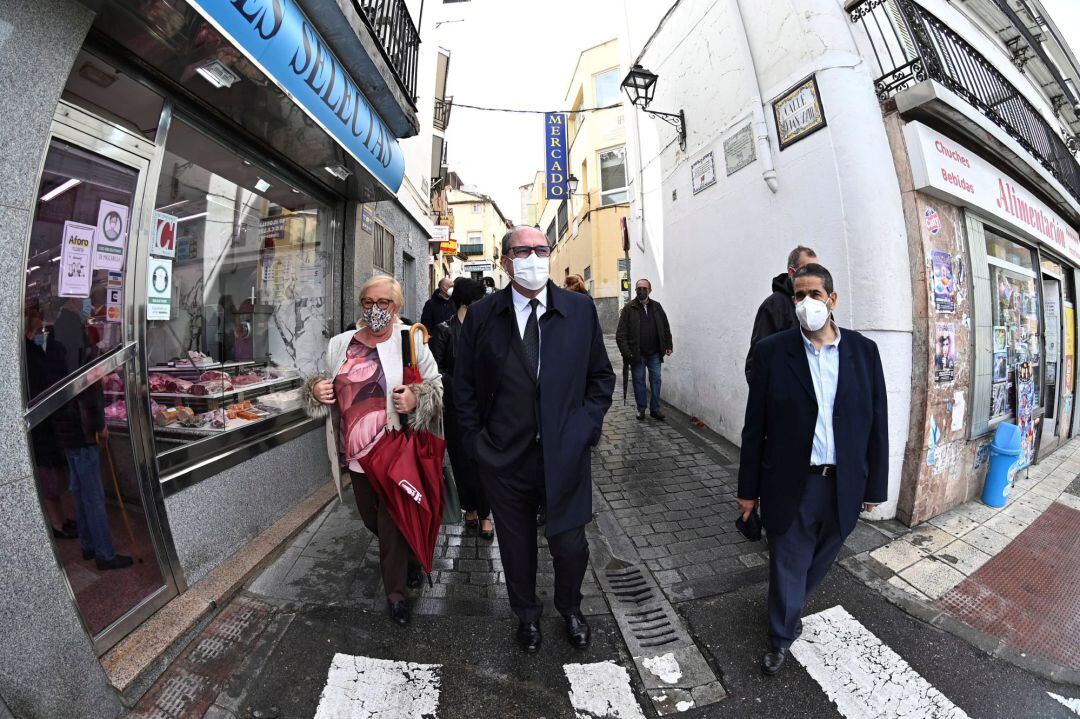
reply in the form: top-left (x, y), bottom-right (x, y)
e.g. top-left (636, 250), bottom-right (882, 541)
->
top-left (481, 445), bottom-right (589, 623)
top-left (767, 474), bottom-right (846, 648)
top-left (631, 353), bottom-right (663, 412)
top-left (446, 421), bottom-right (489, 519)
top-left (350, 470), bottom-right (416, 604)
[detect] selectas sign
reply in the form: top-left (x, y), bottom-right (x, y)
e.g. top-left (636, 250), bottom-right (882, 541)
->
top-left (544, 113), bottom-right (568, 199)
top-left (185, 0), bottom-right (404, 192)
top-left (904, 121), bottom-right (1080, 263)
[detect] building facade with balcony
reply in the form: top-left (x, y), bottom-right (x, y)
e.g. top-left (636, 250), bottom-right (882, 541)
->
top-left (623, 0), bottom-right (1079, 528)
top-left (0, 0), bottom-right (428, 715)
top-left (446, 185), bottom-right (512, 287)
top-left (536, 39), bottom-right (633, 333)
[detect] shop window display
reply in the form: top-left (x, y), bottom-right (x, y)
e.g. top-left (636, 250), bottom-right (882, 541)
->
top-left (138, 119), bottom-right (330, 456)
top-left (986, 231), bottom-right (1041, 426)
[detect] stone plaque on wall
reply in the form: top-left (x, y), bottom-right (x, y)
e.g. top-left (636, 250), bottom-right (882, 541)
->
top-left (724, 124), bottom-right (755, 175)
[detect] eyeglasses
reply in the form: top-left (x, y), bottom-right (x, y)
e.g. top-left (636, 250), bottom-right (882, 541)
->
top-left (360, 298), bottom-right (394, 310)
top-left (506, 245), bottom-right (551, 259)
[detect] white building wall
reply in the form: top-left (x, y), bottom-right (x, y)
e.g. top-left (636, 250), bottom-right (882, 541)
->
top-left (622, 0), bottom-right (914, 517)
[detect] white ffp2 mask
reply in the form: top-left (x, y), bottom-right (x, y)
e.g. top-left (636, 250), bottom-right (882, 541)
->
top-left (796, 297), bottom-right (831, 332)
top-left (512, 254), bottom-right (550, 291)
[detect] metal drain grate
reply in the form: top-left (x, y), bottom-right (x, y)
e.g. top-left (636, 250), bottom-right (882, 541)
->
top-left (597, 560), bottom-right (727, 715)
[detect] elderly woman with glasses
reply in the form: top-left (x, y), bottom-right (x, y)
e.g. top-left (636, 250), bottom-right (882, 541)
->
top-left (304, 275), bottom-right (443, 627)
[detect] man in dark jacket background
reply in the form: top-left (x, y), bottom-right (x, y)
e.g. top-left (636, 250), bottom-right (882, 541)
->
top-left (744, 246), bottom-right (817, 384)
top-left (616, 279), bottom-right (673, 421)
top-left (420, 277), bottom-right (455, 331)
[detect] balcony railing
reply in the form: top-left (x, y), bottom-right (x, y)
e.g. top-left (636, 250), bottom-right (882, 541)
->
top-left (434, 96), bottom-right (453, 132)
top-left (850, 0), bottom-right (1080, 206)
top-left (459, 244), bottom-right (484, 256)
top-left (353, 0), bottom-right (420, 102)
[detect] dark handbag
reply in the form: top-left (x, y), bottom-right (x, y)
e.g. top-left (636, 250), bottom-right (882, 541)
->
top-left (735, 508), bottom-right (763, 541)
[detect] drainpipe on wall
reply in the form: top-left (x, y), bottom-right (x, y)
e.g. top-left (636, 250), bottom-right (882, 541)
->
top-left (730, 0), bottom-right (779, 194)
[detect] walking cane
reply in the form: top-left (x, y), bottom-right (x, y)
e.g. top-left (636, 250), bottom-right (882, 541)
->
top-left (98, 431), bottom-right (141, 563)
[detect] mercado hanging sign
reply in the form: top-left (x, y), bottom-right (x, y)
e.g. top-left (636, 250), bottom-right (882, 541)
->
top-left (185, 0), bottom-right (405, 192)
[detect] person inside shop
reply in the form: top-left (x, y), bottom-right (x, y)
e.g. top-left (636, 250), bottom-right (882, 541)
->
top-left (429, 277), bottom-right (493, 541)
top-left (745, 246), bottom-right (818, 384)
top-left (51, 298), bottom-right (134, 571)
top-left (737, 263), bottom-right (888, 676)
top-left (24, 306), bottom-right (77, 541)
top-left (305, 275), bottom-right (444, 627)
top-left (420, 277), bottom-right (455, 332)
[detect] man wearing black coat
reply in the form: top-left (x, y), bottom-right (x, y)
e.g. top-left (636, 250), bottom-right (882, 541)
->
top-left (615, 279), bottom-right (674, 421)
top-left (737, 264), bottom-right (888, 676)
top-left (455, 226), bottom-right (615, 654)
top-left (744, 246), bottom-right (817, 384)
top-left (420, 277), bottom-right (455, 331)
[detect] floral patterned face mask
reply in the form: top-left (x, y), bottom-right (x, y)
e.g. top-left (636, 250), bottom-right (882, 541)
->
top-left (362, 305), bottom-right (393, 333)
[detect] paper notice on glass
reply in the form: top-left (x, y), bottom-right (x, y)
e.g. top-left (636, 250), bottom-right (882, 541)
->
top-left (59, 220), bottom-right (96, 297)
top-left (151, 211), bottom-right (178, 258)
top-left (951, 391), bottom-right (966, 432)
top-left (92, 200), bottom-right (129, 271)
top-left (147, 257), bottom-right (173, 320)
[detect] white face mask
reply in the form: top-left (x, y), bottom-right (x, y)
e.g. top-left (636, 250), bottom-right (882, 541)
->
top-left (796, 297), bottom-right (831, 332)
top-left (511, 253), bottom-right (550, 291)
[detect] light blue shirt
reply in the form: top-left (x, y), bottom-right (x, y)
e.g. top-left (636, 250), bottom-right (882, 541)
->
top-left (801, 325), bottom-right (841, 465)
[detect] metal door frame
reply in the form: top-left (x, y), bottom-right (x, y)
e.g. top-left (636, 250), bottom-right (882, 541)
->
top-left (20, 101), bottom-right (184, 656)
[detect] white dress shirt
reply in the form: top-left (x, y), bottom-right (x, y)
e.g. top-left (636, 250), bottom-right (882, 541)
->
top-left (801, 324), bottom-right (841, 465)
top-left (511, 286), bottom-right (548, 338)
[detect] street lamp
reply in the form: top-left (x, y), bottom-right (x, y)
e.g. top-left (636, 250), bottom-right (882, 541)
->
top-left (567, 174), bottom-right (579, 195)
top-left (621, 64), bottom-right (687, 150)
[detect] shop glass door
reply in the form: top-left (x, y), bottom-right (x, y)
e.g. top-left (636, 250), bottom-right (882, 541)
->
top-left (22, 115), bottom-right (179, 654)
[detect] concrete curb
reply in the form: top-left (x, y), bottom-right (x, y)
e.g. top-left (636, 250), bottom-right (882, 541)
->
top-left (841, 553), bottom-right (1080, 686)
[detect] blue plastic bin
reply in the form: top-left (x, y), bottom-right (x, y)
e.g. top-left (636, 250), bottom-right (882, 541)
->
top-left (982, 422), bottom-right (1022, 508)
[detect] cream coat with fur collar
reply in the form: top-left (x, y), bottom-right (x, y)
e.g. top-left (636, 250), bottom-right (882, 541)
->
top-left (304, 323), bottom-right (443, 500)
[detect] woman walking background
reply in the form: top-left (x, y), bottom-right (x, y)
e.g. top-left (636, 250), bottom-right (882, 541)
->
top-left (305, 276), bottom-right (443, 626)
top-left (429, 277), bottom-right (492, 540)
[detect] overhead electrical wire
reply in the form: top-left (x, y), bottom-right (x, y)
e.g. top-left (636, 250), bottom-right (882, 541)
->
top-left (447, 101), bottom-right (623, 115)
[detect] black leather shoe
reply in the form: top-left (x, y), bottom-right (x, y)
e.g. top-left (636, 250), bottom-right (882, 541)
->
top-left (565, 613), bottom-right (591, 649)
top-left (96, 555), bottom-right (133, 571)
top-left (761, 646), bottom-right (787, 676)
top-left (516, 621), bottom-right (542, 654)
top-left (479, 518), bottom-right (494, 542)
top-left (388, 600), bottom-right (411, 626)
top-left (650, 410), bottom-right (666, 421)
top-left (637, 410), bottom-right (646, 421)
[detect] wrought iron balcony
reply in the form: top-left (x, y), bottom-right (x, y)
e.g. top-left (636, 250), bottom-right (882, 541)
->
top-left (850, 0), bottom-right (1080, 206)
top-left (458, 243), bottom-right (485, 256)
top-left (434, 96), bottom-right (453, 132)
top-left (353, 0), bottom-right (420, 102)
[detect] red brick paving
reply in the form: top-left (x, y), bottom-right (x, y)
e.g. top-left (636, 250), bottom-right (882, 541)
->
top-left (936, 501), bottom-right (1080, 671)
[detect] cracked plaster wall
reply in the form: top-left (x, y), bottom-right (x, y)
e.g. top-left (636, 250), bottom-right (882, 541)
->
top-left (626, 0), bottom-right (913, 517)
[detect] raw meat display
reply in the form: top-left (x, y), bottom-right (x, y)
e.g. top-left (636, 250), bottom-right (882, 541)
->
top-left (164, 377), bottom-right (194, 394)
top-left (189, 379), bottom-right (234, 396)
top-left (103, 374), bottom-right (124, 393)
top-left (148, 373), bottom-right (172, 393)
top-left (154, 407), bottom-right (179, 426)
top-left (232, 373), bottom-right (265, 386)
top-left (226, 400), bottom-right (254, 412)
top-left (197, 410), bottom-right (227, 428)
top-left (104, 400), bottom-right (126, 422)
top-left (173, 406), bottom-right (197, 426)
top-left (173, 351), bottom-right (214, 367)
top-left (259, 388), bottom-right (303, 411)
top-left (198, 370), bottom-right (232, 382)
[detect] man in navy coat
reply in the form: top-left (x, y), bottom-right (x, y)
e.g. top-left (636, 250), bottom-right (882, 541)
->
top-left (456, 225), bottom-right (615, 653)
top-left (737, 263), bottom-right (888, 675)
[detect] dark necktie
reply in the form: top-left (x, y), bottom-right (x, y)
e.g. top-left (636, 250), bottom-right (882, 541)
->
top-left (524, 298), bottom-right (540, 378)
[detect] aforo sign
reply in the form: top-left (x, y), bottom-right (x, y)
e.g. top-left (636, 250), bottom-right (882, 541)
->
top-left (904, 121), bottom-right (1080, 262)
top-left (185, 0), bottom-right (404, 192)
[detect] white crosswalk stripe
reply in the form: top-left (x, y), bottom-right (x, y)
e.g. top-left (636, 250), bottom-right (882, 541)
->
top-left (563, 661), bottom-right (647, 719)
top-left (1049, 692), bottom-right (1080, 715)
top-left (790, 606), bottom-right (970, 719)
top-left (314, 654), bottom-right (441, 719)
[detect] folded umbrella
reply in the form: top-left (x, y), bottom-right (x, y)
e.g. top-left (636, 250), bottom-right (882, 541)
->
top-left (622, 360), bottom-right (630, 406)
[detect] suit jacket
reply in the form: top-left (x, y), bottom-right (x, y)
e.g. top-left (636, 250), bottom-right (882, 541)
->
top-left (454, 282), bottom-right (615, 537)
top-left (615, 298), bottom-right (673, 365)
top-left (737, 326), bottom-right (888, 537)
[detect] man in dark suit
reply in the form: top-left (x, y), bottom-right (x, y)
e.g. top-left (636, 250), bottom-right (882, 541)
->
top-left (737, 263), bottom-right (888, 676)
top-left (456, 225), bottom-right (615, 654)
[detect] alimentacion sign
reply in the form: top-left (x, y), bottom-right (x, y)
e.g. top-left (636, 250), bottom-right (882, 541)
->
top-left (186, 0), bottom-right (405, 193)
